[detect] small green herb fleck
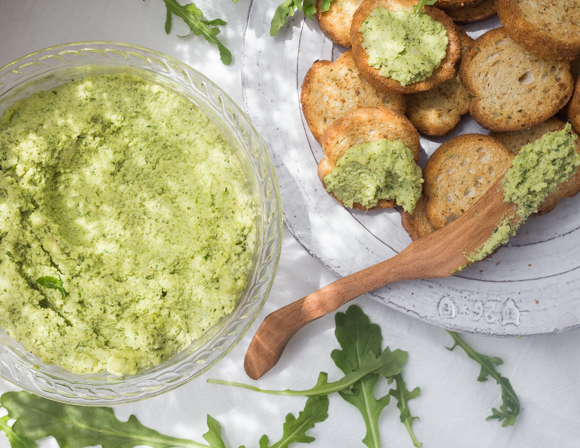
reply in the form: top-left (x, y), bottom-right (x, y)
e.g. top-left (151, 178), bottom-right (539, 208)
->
top-left (5, 157), bottom-right (19, 171)
top-left (36, 276), bottom-right (69, 298)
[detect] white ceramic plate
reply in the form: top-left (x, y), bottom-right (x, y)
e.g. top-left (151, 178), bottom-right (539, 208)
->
top-left (241, 2), bottom-right (580, 335)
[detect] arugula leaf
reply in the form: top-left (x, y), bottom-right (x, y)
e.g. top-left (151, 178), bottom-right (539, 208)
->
top-left (207, 347), bottom-right (407, 396)
top-left (319, 0), bottom-right (334, 12)
top-left (388, 374), bottom-right (422, 448)
top-left (161, 0), bottom-right (232, 65)
top-left (165, 6), bottom-right (172, 33)
top-left (1, 391), bottom-right (328, 448)
top-left (271, 0), bottom-right (302, 36)
top-left (0, 415), bottom-right (36, 448)
top-left (202, 416), bottom-right (228, 448)
top-left (446, 331), bottom-right (521, 427)
top-left (2, 391), bottom-right (206, 448)
top-left (413, 0), bottom-right (437, 14)
top-left (302, 0), bottom-right (317, 20)
top-left (338, 376), bottom-right (389, 448)
top-left (257, 396), bottom-right (329, 448)
top-left (270, 0), bottom-right (335, 36)
top-left (331, 305), bottom-right (406, 448)
top-left (36, 276), bottom-right (68, 298)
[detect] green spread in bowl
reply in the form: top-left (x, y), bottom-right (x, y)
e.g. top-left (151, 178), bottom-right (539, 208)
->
top-left (0, 74), bottom-right (256, 375)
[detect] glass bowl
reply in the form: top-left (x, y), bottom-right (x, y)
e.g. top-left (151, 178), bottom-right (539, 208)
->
top-left (0, 42), bottom-right (283, 405)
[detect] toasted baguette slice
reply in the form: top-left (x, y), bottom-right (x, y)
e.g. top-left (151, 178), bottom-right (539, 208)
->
top-left (497, 0), bottom-right (580, 62)
top-left (319, 107), bottom-right (420, 210)
top-left (401, 194), bottom-right (435, 240)
top-left (404, 78), bottom-right (470, 136)
top-left (435, 0), bottom-right (487, 8)
top-left (453, 24), bottom-right (474, 57)
top-left (315, 0), bottom-right (365, 47)
top-left (558, 58), bottom-right (579, 120)
top-left (351, 0), bottom-right (460, 94)
top-left (491, 117), bottom-right (580, 215)
top-left (460, 28), bottom-right (574, 132)
top-left (439, 0), bottom-right (497, 24)
top-left (301, 51), bottom-right (406, 143)
top-left (405, 25), bottom-right (472, 136)
top-left (424, 134), bottom-right (513, 229)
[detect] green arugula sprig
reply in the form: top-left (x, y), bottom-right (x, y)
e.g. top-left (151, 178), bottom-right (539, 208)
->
top-left (253, 396), bottom-right (329, 448)
top-left (210, 306), bottom-right (421, 448)
top-left (2, 391), bottom-right (203, 448)
top-left (331, 306), bottom-right (420, 448)
top-left (36, 275), bottom-right (68, 298)
top-left (331, 306), bottom-right (394, 448)
top-left (388, 374), bottom-right (422, 448)
top-left (270, 0), bottom-right (336, 36)
top-left (447, 331), bottom-right (521, 427)
top-left (152, 0), bottom-right (337, 62)
top-left (0, 415), bottom-right (35, 448)
top-left (0, 391), bottom-right (328, 448)
top-left (208, 346), bottom-right (407, 396)
top-left (413, 0), bottom-right (437, 15)
top-left (160, 0), bottom-right (232, 65)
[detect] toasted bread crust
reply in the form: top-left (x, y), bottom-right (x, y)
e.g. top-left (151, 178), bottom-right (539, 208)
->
top-left (570, 83), bottom-right (580, 135)
top-left (454, 24), bottom-right (475, 58)
top-left (405, 77), bottom-right (470, 136)
top-left (401, 194), bottom-right (435, 240)
top-left (492, 117), bottom-right (580, 215)
top-left (319, 107), bottom-right (420, 210)
top-left (351, 0), bottom-right (461, 94)
top-left (435, 0), bottom-right (487, 8)
top-left (424, 133), bottom-right (513, 229)
top-left (315, 0), bottom-right (365, 47)
top-left (497, 0), bottom-right (580, 62)
top-left (439, 0), bottom-right (497, 23)
top-left (405, 25), bottom-right (472, 136)
top-left (301, 52), bottom-right (406, 143)
top-left (460, 28), bottom-right (574, 132)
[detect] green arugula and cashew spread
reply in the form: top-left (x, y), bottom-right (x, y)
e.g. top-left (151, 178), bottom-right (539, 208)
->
top-left (360, 6), bottom-right (448, 86)
top-left (0, 306), bottom-right (519, 448)
top-left (0, 74), bottom-right (256, 375)
top-left (466, 124), bottom-right (579, 264)
top-left (323, 139), bottom-right (423, 211)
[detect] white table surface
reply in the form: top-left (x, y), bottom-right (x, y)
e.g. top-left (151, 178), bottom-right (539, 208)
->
top-left (1, 1), bottom-right (580, 447)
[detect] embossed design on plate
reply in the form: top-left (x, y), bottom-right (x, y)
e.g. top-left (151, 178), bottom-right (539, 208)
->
top-left (438, 297), bottom-right (456, 319)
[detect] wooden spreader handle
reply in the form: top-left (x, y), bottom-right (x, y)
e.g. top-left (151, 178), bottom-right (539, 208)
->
top-left (244, 180), bottom-right (519, 380)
